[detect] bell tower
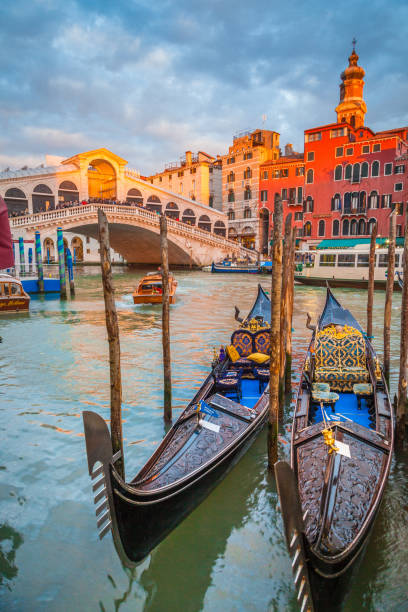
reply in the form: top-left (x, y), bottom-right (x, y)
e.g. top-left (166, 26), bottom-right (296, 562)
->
top-left (335, 40), bottom-right (367, 129)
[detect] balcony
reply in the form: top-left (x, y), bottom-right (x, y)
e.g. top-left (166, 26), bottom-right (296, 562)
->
top-left (342, 207), bottom-right (366, 216)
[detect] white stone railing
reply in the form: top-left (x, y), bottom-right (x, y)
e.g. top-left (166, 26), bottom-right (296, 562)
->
top-left (10, 204), bottom-right (255, 256)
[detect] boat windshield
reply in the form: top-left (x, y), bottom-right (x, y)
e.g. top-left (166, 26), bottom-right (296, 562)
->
top-left (141, 283), bottom-right (162, 292)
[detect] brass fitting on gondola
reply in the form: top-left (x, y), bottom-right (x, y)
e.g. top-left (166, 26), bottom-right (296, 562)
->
top-left (322, 428), bottom-right (339, 454)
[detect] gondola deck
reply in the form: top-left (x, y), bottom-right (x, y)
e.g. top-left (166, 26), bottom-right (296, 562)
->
top-left (84, 284), bottom-right (271, 566)
top-left (276, 287), bottom-right (394, 612)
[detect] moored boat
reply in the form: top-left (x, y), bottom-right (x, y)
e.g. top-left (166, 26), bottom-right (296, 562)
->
top-left (133, 271), bottom-right (177, 304)
top-left (295, 245), bottom-right (403, 290)
top-left (83, 285), bottom-right (272, 566)
top-left (211, 260), bottom-right (258, 273)
top-left (0, 273), bottom-right (30, 313)
top-left (275, 287), bottom-right (393, 611)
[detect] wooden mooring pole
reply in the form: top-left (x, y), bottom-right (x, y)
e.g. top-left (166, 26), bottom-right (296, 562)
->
top-left (268, 194), bottom-right (283, 468)
top-left (160, 214), bottom-right (172, 423)
top-left (97, 208), bottom-right (124, 479)
top-left (396, 217), bottom-right (408, 447)
top-left (280, 213), bottom-right (292, 402)
top-left (367, 222), bottom-right (377, 340)
top-left (285, 227), bottom-right (296, 394)
top-left (384, 212), bottom-right (396, 386)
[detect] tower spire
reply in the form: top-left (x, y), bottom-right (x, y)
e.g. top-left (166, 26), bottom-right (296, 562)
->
top-left (335, 44), bottom-right (366, 129)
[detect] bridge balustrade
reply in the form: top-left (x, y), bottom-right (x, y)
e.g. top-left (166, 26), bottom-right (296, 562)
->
top-left (10, 204), bottom-right (255, 255)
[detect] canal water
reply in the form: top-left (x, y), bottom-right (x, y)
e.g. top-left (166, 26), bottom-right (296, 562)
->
top-left (0, 267), bottom-right (407, 612)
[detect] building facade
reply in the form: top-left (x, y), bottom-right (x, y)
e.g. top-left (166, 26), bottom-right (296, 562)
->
top-left (222, 129), bottom-right (280, 249)
top-left (146, 150), bottom-right (222, 210)
top-left (258, 47), bottom-right (408, 248)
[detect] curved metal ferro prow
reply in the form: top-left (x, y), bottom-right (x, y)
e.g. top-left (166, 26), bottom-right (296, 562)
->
top-left (83, 410), bottom-right (136, 568)
top-left (274, 461), bottom-right (315, 612)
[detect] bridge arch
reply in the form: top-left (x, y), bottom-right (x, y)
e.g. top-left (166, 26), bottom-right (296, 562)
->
top-left (127, 188), bottom-right (143, 205)
top-left (182, 208), bottom-right (196, 225)
top-left (146, 195), bottom-right (161, 214)
top-left (88, 159), bottom-right (116, 200)
top-left (4, 187), bottom-right (28, 216)
top-left (214, 220), bottom-right (226, 237)
top-left (165, 202), bottom-right (179, 220)
top-left (198, 214), bottom-right (211, 232)
top-left (33, 183), bottom-right (55, 213)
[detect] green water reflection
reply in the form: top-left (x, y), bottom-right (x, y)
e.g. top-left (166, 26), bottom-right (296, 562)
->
top-left (0, 267), bottom-right (407, 611)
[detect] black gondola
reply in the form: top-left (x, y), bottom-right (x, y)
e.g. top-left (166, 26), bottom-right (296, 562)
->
top-left (396, 270), bottom-right (404, 290)
top-left (83, 284), bottom-right (271, 567)
top-left (275, 287), bottom-right (394, 612)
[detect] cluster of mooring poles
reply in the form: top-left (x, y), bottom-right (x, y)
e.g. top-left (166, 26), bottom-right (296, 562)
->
top-left (268, 194), bottom-right (296, 466)
top-left (18, 228), bottom-right (75, 298)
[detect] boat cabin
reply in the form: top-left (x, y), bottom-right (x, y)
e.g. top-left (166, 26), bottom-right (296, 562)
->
top-left (0, 274), bottom-right (30, 313)
top-left (133, 272), bottom-right (177, 304)
top-left (295, 245), bottom-right (403, 289)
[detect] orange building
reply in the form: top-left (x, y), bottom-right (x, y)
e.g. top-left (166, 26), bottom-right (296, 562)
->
top-left (259, 46), bottom-right (408, 248)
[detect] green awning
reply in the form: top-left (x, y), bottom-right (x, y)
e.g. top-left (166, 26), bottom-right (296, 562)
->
top-left (317, 238), bottom-right (404, 249)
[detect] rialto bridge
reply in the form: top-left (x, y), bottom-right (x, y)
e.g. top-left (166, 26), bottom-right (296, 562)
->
top-left (2, 147), bottom-right (254, 265)
top-left (10, 204), bottom-right (254, 266)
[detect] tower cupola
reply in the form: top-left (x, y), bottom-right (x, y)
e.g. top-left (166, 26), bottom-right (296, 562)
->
top-left (335, 41), bottom-right (367, 129)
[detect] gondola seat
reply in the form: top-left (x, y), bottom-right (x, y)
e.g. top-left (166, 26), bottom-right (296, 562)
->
top-left (314, 325), bottom-right (369, 392)
top-left (215, 370), bottom-right (241, 401)
top-left (230, 330), bottom-right (253, 357)
top-left (254, 367), bottom-right (269, 392)
top-left (253, 331), bottom-right (271, 355)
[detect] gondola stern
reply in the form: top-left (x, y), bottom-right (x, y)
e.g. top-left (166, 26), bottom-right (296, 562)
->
top-left (83, 410), bottom-right (136, 569)
top-left (274, 461), bottom-right (316, 612)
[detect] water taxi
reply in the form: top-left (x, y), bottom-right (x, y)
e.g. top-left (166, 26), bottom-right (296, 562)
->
top-left (0, 274), bottom-right (30, 313)
top-left (133, 272), bottom-right (177, 304)
top-left (295, 245), bottom-right (404, 290)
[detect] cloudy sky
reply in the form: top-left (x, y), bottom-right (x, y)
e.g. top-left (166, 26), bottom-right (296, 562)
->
top-left (1, 0), bottom-right (408, 174)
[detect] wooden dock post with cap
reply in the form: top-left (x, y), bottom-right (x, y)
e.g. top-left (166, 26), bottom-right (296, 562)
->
top-left (396, 217), bottom-right (408, 447)
top-left (160, 214), bottom-right (172, 423)
top-left (367, 222), bottom-right (377, 340)
top-left (97, 208), bottom-right (125, 479)
top-left (285, 227), bottom-right (296, 394)
top-left (268, 194), bottom-right (283, 468)
top-left (384, 212), bottom-right (396, 386)
top-left (280, 213), bottom-right (292, 402)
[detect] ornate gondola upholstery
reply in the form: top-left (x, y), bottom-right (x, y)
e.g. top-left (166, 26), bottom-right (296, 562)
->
top-left (254, 331), bottom-right (271, 355)
top-left (314, 325), bottom-right (369, 392)
top-left (231, 330), bottom-right (253, 357)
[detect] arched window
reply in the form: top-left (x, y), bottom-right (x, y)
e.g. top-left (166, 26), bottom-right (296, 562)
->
top-left (243, 207), bottom-right (251, 219)
top-left (244, 186), bottom-right (251, 200)
top-left (126, 188), bottom-right (143, 204)
top-left (345, 164), bottom-right (352, 180)
top-left (342, 219), bottom-right (349, 236)
top-left (228, 209), bottom-right (235, 221)
top-left (331, 193), bottom-right (341, 211)
top-left (33, 184), bottom-right (53, 194)
top-left (351, 192), bottom-right (359, 210)
top-left (369, 190), bottom-right (378, 209)
top-left (198, 214), bottom-right (211, 232)
top-left (350, 219), bottom-right (358, 235)
top-left (5, 187), bottom-right (28, 216)
top-left (228, 189), bottom-right (235, 203)
top-left (304, 196), bottom-right (314, 213)
top-left (243, 167), bottom-right (252, 179)
top-left (214, 220), bottom-right (226, 236)
top-left (227, 171), bottom-right (235, 183)
top-left (368, 218), bottom-right (377, 235)
top-left (318, 220), bottom-right (325, 237)
top-left (146, 194), bottom-right (162, 214)
top-left (359, 191), bottom-right (366, 212)
top-left (361, 162), bottom-right (369, 178)
top-left (306, 169), bottom-right (314, 184)
top-left (165, 201), bottom-right (179, 219)
top-left (59, 181), bottom-right (78, 191)
top-left (303, 221), bottom-right (312, 237)
top-left (358, 219), bottom-right (366, 235)
top-left (350, 115), bottom-right (356, 128)
top-left (352, 163), bottom-right (360, 183)
top-left (181, 208), bottom-right (196, 225)
top-left (372, 161), bottom-right (380, 177)
top-left (333, 219), bottom-right (340, 236)
top-left (344, 192), bottom-right (351, 212)
top-left (334, 165), bottom-right (342, 181)
top-left (5, 187), bottom-right (26, 199)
